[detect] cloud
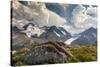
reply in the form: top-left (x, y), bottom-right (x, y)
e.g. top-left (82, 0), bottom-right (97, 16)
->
top-left (71, 5), bottom-right (97, 29)
top-left (86, 6), bottom-right (97, 18)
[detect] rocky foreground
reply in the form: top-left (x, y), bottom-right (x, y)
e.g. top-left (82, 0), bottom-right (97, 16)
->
top-left (11, 41), bottom-right (97, 66)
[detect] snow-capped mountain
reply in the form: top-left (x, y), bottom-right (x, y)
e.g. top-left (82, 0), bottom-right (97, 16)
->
top-left (40, 26), bottom-right (71, 42)
top-left (21, 24), bottom-right (46, 38)
top-left (12, 22), bottom-right (71, 42)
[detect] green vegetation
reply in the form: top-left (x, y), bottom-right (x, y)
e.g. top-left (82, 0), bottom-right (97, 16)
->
top-left (66, 44), bottom-right (97, 62)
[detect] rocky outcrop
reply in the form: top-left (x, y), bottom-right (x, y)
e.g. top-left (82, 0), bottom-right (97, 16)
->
top-left (24, 41), bottom-right (72, 65)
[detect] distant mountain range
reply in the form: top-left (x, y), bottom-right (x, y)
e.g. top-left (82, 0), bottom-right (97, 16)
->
top-left (13, 22), bottom-right (97, 45)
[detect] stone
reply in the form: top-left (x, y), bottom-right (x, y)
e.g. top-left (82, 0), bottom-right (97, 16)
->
top-left (24, 41), bottom-right (72, 65)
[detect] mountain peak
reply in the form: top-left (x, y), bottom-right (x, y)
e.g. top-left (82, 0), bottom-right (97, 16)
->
top-left (77, 27), bottom-right (96, 35)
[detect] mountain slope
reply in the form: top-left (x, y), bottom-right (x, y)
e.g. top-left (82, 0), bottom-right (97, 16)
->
top-left (40, 26), bottom-right (71, 42)
top-left (71, 27), bottom-right (97, 44)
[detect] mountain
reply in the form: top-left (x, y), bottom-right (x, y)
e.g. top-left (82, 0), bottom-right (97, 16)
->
top-left (71, 27), bottom-right (97, 44)
top-left (39, 26), bottom-right (71, 42)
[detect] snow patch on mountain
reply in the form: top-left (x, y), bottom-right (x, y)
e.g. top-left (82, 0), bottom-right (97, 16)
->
top-left (64, 37), bottom-right (79, 45)
top-left (53, 31), bottom-right (61, 37)
top-left (61, 30), bottom-right (66, 35)
top-left (21, 25), bottom-right (45, 38)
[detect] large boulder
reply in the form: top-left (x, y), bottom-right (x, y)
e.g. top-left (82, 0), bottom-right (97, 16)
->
top-left (24, 41), bottom-right (72, 65)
